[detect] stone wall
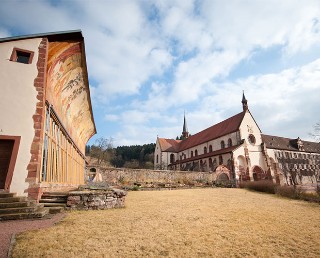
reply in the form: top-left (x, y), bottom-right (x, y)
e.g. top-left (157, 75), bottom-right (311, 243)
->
top-left (98, 167), bottom-right (217, 186)
top-left (67, 189), bottom-right (127, 210)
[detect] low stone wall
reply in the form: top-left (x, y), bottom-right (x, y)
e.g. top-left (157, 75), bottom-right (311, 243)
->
top-left (67, 189), bottom-right (127, 210)
top-left (99, 167), bottom-right (216, 186)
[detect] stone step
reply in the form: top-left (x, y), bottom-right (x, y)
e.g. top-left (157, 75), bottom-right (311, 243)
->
top-left (0, 208), bottom-right (48, 221)
top-left (0, 196), bottom-right (27, 203)
top-left (0, 192), bottom-right (16, 198)
top-left (45, 206), bottom-right (64, 214)
top-left (0, 204), bottom-right (44, 215)
top-left (0, 200), bottom-right (36, 209)
top-left (40, 198), bottom-right (67, 203)
top-left (42, 203), bottom-right (67, 208)
top-left (42, 192), bottom-right (69, 197)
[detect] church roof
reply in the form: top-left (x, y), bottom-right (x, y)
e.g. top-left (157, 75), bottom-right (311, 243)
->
top-left (158, 138), bottom-right (181, 152)
top-left (261, 134), bottom-right (320, 153)
top-left (178, 111), bottom-right (245, 151)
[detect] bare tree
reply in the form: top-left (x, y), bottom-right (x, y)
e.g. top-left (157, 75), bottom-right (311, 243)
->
top-left (310, 122), bottom-right (320, 141)
top-left (90, 137), bottom-right (114, 165)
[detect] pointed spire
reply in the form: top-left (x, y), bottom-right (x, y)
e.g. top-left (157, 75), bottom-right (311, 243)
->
top-left (242, 91), bottom-right (248, 111)
top-left (181, 111), bottom-right (189, 139)
top-left (183, 111), bottom-right (188, 133)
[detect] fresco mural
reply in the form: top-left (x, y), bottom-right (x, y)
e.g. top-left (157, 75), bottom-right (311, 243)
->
top-left (46, 41), bottom-right (95, 151)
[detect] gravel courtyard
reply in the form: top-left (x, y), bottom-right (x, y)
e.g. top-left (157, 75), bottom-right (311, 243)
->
top-left (11, 188), bottom-right (320, 257)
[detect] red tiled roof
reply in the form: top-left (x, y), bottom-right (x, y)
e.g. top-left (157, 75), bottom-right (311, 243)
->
top-left (261, 134), bottom-right (320, 153)
top-left (178, 112), bottom-right (245, 151)
top-left (158, 138), bottom-right (181, 152)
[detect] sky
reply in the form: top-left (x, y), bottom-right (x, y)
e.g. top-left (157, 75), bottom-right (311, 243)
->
top-left (1, 0), bottom-right (320, 146)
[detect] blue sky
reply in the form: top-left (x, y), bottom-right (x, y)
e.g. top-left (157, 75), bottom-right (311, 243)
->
top-left (1, 0), bottom-right (320, 146)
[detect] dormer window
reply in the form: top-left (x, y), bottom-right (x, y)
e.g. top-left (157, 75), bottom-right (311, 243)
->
top-left (10, 48), bottom-right (34, 64)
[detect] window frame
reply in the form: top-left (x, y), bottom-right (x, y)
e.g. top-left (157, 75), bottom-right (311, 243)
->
top-left (10, 47), bottom-right (34, 64)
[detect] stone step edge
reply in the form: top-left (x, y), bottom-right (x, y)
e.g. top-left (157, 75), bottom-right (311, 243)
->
top-left (0, 209), bottom-right (49, 221)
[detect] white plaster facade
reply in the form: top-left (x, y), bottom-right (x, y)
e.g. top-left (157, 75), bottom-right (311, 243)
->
top-left (0, 38), bottom-right (41, 196)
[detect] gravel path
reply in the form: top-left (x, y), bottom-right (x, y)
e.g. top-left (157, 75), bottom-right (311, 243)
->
top-left (0, 213), bottom-right (66, 258)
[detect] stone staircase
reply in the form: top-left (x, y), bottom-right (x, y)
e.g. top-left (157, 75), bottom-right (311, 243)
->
top-left (39, 192), bottom-right (68, 214)
top-left (0, 192), bottom-right (48, 221)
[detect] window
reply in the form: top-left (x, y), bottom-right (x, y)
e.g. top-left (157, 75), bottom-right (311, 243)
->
top-left (209, 145), bottom-right (212, 152)
top-left (219, 155), bottom-right (223, 165)
top-left (228, 138), bottom-right (232, 147)
top-left (220, 140), bottom-right (225, 149)
top-left (204, 146), bottom-right (207, 154)
top-left (170, 154), bottom-right (175, 164)
top-left (156, 155), bottom-right (159, 163)
top-left (10, 47), bottom-right (34, 64)
top-left (195, 150), bottom-right (198, 156)
top-left (191, 151), bottom-right (193, 157)
top-left (248, 134), bottom-right (256, 144)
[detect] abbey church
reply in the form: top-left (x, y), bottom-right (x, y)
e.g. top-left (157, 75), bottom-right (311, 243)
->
top-left (154, 94), bottom-right (320, 186)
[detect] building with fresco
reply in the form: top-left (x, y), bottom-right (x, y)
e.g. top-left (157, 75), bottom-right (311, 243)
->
top-left (154, 94), bottom-right (320, 186)
top-left (0, 31), bottom-right (96, 201)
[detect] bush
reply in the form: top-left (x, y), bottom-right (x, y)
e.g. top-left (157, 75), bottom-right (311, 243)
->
top-left (299, 192), bottom-right (320, 203)
top-left (214, 180), bottom-right (236, 188)
top-left (275, 185), bottom-right (300, 199)
top-left (239, 180), bottom-right (277, 194)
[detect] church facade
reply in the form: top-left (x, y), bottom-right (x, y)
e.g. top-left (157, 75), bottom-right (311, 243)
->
top-left (154, 94), bottom-right (320, 186)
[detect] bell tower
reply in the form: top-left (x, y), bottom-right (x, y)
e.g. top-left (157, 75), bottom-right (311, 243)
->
top-left (242, 91), bottom-right (248, 111)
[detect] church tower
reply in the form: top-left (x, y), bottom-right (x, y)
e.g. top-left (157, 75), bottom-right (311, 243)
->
top-left (242, 91), bottom-right (248, 111)
top-left (181, 112), bottom-right (189, 139)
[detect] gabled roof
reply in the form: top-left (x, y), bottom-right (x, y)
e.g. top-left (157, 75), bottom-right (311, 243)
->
top-left (261, 134), bottom-right (320, 154)
top-left (178, 111), bottom-right (245, 151)
top-left (158, 138), bottom-right (181, 152)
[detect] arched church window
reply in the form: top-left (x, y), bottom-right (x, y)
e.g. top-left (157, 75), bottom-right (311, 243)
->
top-left (228, 138), bottom-right (232, 147)
top-left (209, 145), bottom-right (212, 152)
top-left (191, 151), bottom-right (193, 157)
top-left (219, 155), bottom-right (223, 165)
top-left (195, 150), bottom-right (198, 156)
top-left (156, 155), bottom-right (159, 163)
top-left (170, 154), bottom-right (175, 163)
top-left (220, 140), bottom-right (225, 149)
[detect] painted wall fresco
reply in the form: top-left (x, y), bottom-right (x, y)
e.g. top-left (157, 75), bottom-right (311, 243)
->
top-left (46, 41), bottom-right (95, 151)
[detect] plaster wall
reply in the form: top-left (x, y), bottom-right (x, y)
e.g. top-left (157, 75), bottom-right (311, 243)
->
top-left (0, 38), bottom-right (41, 196)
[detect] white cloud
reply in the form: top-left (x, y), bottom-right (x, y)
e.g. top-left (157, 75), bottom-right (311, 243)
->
top-left (1, 0), bottom-right (320, 145)
top-left (104, 114), bottom-right (119, 122)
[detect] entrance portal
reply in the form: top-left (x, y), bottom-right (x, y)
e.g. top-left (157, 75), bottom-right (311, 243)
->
top-left (252, 166), bottom-right (265, 181)
top-left (0, 140), bottom-right (14, 189)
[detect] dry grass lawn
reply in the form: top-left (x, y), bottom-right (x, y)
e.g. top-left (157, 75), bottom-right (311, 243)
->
top-left (12, 189), bottom-right (320, 257)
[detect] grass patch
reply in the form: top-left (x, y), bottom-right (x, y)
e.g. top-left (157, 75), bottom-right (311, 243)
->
top-left (12, 189), bottom-right (320, 257)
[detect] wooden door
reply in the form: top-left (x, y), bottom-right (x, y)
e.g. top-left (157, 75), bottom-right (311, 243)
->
top-left (0, 140), bottom-right (14, 189)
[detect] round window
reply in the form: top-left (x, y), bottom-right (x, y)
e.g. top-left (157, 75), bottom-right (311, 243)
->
top-left (248, 134), bottom-right (256, 144)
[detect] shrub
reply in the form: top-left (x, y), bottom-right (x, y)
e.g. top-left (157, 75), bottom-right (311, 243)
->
top-left (239, 180), bottom-right (277, 194)
top-left (275, 185), bottom-right (303, 199)
top-left (299, 192), bottom-right (320, 203)
top-left (131, 185), bottom-right (140, 191)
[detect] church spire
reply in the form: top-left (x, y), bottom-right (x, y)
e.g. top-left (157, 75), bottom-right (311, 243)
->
top-left (242, 91), bottom-right (248, 111)
top-left (181, 112), bottom-right (189, 139)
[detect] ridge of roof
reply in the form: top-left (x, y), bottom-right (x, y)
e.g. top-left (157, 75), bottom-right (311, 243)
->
top-left (0, 30), bottom-right (83, 43)
top-left (178, 111), bottom-right (245, 151)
